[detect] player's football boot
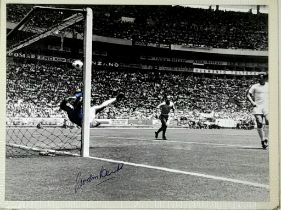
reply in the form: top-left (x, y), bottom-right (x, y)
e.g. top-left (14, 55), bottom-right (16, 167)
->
top-left (91, 120), bottom-right (101, 128)
top-left (261, 140), bottom-right (268, 150)
top-left (155, 132), bottom-right (158, 139)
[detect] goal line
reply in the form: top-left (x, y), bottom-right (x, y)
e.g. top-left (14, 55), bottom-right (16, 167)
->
top-left (7, 143), bottom-right (80, 157)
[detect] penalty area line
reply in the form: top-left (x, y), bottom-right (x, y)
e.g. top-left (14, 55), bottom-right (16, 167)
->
top-left (86, 156), bottom-right (269, 189)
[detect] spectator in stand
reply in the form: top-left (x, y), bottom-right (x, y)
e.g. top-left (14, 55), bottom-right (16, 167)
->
top-left (7, 60), bottom-right (258, 128)
top-left (7, 5), bottom-right (268, 50)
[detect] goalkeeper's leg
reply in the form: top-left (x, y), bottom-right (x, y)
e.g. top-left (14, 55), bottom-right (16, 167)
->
top-left (89, 93), bottom-right (125, 127)
top-left (94, 98), bottom-right (117, 114)
top-left (94, 93), bottom-right (124, 114)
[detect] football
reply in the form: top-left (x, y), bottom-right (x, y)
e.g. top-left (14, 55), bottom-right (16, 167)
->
top-left (72, 59), bottom-right (83, 70)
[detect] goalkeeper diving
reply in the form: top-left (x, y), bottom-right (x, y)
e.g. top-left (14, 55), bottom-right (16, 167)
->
top-left (60, 91), bottom-right (125, 127)
top-left (60, 59), bottom-right (124, 127)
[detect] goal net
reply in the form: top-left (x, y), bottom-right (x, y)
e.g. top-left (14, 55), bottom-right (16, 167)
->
top-left (6, 5), bottom-right (92, 157)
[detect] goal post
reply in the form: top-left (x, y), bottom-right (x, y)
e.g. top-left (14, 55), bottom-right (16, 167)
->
top-left (82, 7), bottom-right (93, 157)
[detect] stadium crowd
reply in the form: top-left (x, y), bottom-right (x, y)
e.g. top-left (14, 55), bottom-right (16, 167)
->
top-left (7, 60), bottom-right (256, 128)
top-left (6, 5), bottom-right (265, 128)
top-left (7, 5), bottom-right (268, 50)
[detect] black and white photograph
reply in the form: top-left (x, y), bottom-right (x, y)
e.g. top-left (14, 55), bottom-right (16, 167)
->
top-left (2, 0), bottom-right (279, 208)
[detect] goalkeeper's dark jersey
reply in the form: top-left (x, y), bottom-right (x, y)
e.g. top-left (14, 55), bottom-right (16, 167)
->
top-left (68, 103), bottom-right (83, 127)
top-left (60, 92), bottom-right (83, 127)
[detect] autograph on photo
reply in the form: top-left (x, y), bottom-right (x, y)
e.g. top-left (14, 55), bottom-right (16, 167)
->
top-left (74, 163), bottom-right (124, 193)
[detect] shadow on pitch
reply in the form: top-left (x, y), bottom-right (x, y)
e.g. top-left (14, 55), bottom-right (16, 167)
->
top-left (238, 147), bottom-right (267, 150)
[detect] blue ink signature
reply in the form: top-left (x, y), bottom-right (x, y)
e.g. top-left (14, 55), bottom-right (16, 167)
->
top-left (74, 163), bottom-right (124, 193)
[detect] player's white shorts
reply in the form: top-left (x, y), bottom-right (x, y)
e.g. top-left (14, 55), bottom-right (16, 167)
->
top-left (89, 106), bottom-right (97, 125)
top-left (253, 104), bottom-right (268, 116)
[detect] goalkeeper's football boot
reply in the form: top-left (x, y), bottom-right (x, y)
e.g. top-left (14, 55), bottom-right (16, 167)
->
top-left (91, 120), bottom-right (101, 128)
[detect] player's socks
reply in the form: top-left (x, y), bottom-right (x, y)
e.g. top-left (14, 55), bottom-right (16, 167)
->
top-left (257, 128), bottom-right (264, 141)
top-left (257, 127), bottom-right (267, 149)
top-left (264, 124), bottom-right (269, 142)
top-left (261, 125), bottom-right (268, 149)
top-left (162, 127), bottom-right (167, 140)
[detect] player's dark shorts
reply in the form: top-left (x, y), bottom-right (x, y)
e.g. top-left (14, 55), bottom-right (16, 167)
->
top-left (159, 114), bottom-right (169, 122)
top-left (68, 112), bottom-right (82, 127)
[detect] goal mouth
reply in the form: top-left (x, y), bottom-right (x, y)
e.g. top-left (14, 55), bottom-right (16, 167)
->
top-left (6, 6), bottom-right (93, 158)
